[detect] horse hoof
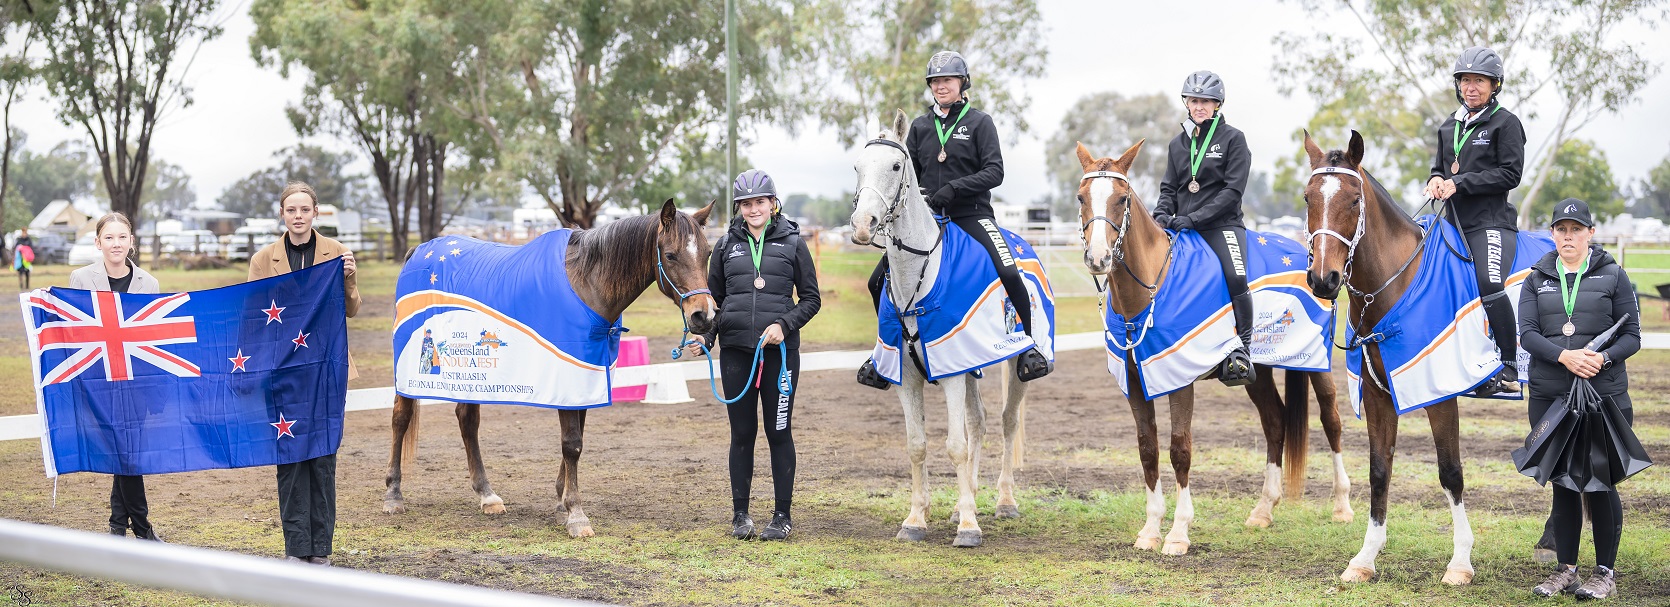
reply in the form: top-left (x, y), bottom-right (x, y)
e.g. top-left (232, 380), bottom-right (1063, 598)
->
top-left (1532, 548), bottom-right (1557, 564)
top-left (952, 530), bottom-right (982, 548)
top-left (1333, 506), bottom-right (1355, 523)
top-left (895, 526), bottom-right (928, 542)
top-left (480, 495), bottom-right (506, 515)
top-left (1339, 566), bottom-right (1374, 583)
top-left (1441, 568), bottom-right (1474, 586)
top-left (1161, 541), bottom-right (1190, 556)
top-left (1133, 536), bottom-right (1161, 551)
top-left (995, 504), bottom-right (1020, 519)
top-left (382, 500), bottom-right (406, 515)
top-left (1244, 514), bottom-right (1272, 528)
top-left (566, 519), bottom-right (594, 538)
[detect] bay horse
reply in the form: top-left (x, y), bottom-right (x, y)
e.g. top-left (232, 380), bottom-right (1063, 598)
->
top-left (1300, 131), bottom-right (1474, 584)
top-left (381, 200), bottom-right (716, 538)
top-left (850, 109), bottom-right (1029, 548)
top-left (1075, 141), bottom-right (1351, 556)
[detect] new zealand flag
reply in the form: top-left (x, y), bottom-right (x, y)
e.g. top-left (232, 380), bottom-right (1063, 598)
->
top-left (20, 259), bottom-right (349, 478)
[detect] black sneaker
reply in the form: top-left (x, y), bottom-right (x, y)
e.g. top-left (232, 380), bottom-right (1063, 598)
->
top-left (1016, 346), bottom-right (1053, 382)
top-left (857, 358), bottom-right (891, 390)
top-left (730, 511), bottom-right (755, 540)
top-left (1219, 347), bottom-right (1254, 387)
top-left (759, 511), bottom-right (792, 541)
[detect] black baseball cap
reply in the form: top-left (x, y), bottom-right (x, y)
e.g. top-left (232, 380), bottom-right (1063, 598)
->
top-left (1549, 198), bottom-right (1593, 228)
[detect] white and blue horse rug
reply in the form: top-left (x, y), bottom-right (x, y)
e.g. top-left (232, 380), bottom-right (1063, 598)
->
top-left (393, 230), bottom-right (623, 409)
top-left (872, 223), bottom-right (1056, 383)
top-left (1345, 216), bottom-right (1553, 415)
top-left (1104, 229), bottom-right (1333, 401)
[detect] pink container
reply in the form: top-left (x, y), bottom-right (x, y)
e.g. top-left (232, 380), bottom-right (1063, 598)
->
top-left (611, 336), bottom-right (649, 402)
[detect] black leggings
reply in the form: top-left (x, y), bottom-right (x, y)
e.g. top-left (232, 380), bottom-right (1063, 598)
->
top-left (109, 474), bottom-right (154, 538)
top-left (1531, 398), bottom-right (1629, 568)
top-left (1464, 227), bottom-right (1519, 367)
top-left (868, 215), bottom-right (1035, 337)
top-left (1199, 226), bottom-right (1253, 342)
top-left (721, 345), bottom-right (798, 515)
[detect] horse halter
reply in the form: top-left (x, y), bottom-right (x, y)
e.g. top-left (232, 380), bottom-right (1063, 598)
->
top-left (853, 138), bottom-right (936, 256)
top-left (655, 229), bottom-right (712, 360)
top-left (1303, 165), bottom-right (1368, 266)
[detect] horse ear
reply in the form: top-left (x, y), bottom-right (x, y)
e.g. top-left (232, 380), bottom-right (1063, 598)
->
top-left (693, 199), bottom-right (715, 226)
top-left (658, 198), bottom-right (677, 230)
top-left (1301, 129), bottom-right (1324, 168)
top-left (1346, 130), bottom-right (1365, 168)
top-left (1113, 139), bottom-right (1145, 173)
top-left (1075, 142), bottom-right (1096, 170)
top-left (891, 109), bottom-right (909, 142)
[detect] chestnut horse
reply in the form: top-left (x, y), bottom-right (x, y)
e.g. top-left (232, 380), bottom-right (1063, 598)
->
top-left (381, 200), bottom-right (716, 538)
top-left (1300, 131), bottom-right (1474, 584)
top-left (1075, 141), bottom-right (1351, 556)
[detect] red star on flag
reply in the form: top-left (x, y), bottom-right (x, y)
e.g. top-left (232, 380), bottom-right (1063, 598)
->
top-left (292, 330), bottom-right (310, 350)
top-left (229, 349), bottom-right (251, 372)
top-left (271, 413), bottom-right (297, 439)
top-left (263, 300), bottom-right (286, 325)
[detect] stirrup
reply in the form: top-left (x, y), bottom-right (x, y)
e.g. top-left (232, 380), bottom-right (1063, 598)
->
top-left (857, 358), bottom-right (891, 390)
top-left (1473, 369), bottom-right (1520, 397)
top-left (1219, 347), bottom-right (1254, 387)
top-left (1016, 347), bottom-right (1053, 382)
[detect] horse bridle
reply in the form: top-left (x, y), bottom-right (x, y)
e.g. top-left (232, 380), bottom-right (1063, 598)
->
top-left (854, 138), bottom-right (939, 256)
top-left (1079, 169), bottom-right (1173, 351)
top-left (1303, 166), bottom-right (1368, 268)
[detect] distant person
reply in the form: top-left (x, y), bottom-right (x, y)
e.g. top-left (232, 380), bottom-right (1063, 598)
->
top-left (69, 213), bottom-right (164, 542)
top-left (247, 181), bottom-right (360, 565)
top-left (14, 227), bottom-right (34, 290)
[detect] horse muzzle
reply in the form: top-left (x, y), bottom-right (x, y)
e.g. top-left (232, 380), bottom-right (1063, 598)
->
top-left (1083, 250), bottom-right (1113, 275)
top-left (850, 215), bottom-right (877, 246)
top-left (1307, 270), bottom-right (1342, 300)
top-left (684, 298), bottom-right (717, 335)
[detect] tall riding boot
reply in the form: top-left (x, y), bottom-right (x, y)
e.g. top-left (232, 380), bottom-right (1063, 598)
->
top-left (1220, 292), bottom-right (1255, 386)
top-left (1475, 290), bottom-right (1520, 396)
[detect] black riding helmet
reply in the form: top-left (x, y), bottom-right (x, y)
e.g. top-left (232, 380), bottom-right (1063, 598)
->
top-left (1180, 70), bottom-right (1225, 103)
top-left (1453, 46), bottom-right (1504, 109)
top-left (732, 169), bottom-right (779, 212)
top-left (925, 50), bottom-right (971, 92)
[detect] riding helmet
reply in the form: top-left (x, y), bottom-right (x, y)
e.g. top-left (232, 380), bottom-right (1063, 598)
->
top-left (1180, 70), bottom-right (1225, 103)
top-left (925, 50), bottom-right (971, 92)
top-left (1452, 46), bottom-right (1504, 107)
top-left (733, 169), bottom-right (778, 204)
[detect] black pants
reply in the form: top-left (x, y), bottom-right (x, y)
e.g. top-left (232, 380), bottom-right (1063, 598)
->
top-left (1464, 227), bottom-right (1519, 369)
top-left (1531, 398), bottom-right (1629, 568)
top-left (1199, 226), bottom-right (1253, 344)
top-left (16, 268), bottom-right (28, 290)
top-left (109, 475), bottom-right (155, 538)
top-left (720, 345), bottom-right (798, 515)
top-left (276, 454), bottom-right (336, 558)
top-left (868, 215), bottom-right (1035, 337)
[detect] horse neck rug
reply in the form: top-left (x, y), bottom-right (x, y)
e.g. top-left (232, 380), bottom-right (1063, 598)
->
top-left (871, 222), bottom-right (1056, 383)
top-left (1345, 215), bottom-right (1554, 416)
top-left (393, 231), bottom-right (622, 409)
top-left (1104, 229), bottom-right (1334, 401)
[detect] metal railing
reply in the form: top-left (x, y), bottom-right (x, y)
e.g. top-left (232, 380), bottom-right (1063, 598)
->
top-left (0, 518), bottom-right (607, 607)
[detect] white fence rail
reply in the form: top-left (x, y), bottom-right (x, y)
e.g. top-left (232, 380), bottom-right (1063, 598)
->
top-left (0, 518), bottom-right (606, 607)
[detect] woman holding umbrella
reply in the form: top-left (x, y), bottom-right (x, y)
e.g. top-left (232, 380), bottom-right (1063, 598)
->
top-left (1517, 198), bottom-right (1641, 600)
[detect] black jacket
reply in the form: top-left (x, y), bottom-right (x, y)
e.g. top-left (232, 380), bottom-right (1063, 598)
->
top-left (1431, 101), bottom-right (1525, 232)
top-left (1153, 114), bottom-right (1250, 231)
top-left (1517, 245), bottom-right (1641, 408)
top-left (705, 215), bottom-right (821, 350)
top-left (905, 100), bottom-right (1004, 219)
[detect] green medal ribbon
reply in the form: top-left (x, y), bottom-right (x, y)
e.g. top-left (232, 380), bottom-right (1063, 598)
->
top-left (1558, 256), bottom-right (1589, 318)
top-left (934, 103), bottom-right (973, 150)
top-left (1187, 114), bottom-right (1222, 182)
top-left (747, 219), bottom-right (772, 275)
top-left (1450, 105), bottom-right (1501, 171)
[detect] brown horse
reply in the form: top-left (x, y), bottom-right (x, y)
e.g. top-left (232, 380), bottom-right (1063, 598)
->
top-left (1075, 141), bottom-right (1351, 556)
top-left (1300, 131), bottom-right (1475, 584)
top-left (381, 200), bottom-right (716, 538)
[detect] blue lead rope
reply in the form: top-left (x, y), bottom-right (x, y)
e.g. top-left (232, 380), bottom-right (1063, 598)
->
top-left (687, 337), bottom-right (793, 404)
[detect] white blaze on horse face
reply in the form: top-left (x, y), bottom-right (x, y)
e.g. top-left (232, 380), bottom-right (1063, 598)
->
top-left (1087, 178), bottom-right (1115, 265)
top-left (1314, 175), bottom-right (1342, 268)
top-left (685, 234), bottom-right (697, 259)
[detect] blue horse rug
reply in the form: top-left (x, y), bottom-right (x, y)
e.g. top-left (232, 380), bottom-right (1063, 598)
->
top-left (872, 222), bottom-right (1056, 383)
top-left (1345, 216), bottom-right (1553, 415)
top-left (393, 231), bottom-right (623, 409)
top-left (1104, 229), bottom-right (1334, 401)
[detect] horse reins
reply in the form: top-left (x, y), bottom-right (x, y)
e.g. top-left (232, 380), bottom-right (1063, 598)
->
top-left (1079, 169), bottom-right (1173, 352)
top-left (857, 137), bottom-right (947, 381)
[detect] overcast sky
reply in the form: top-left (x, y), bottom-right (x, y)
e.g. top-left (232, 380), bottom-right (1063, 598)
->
top-left (12, 0), bottom-right (1670, 214)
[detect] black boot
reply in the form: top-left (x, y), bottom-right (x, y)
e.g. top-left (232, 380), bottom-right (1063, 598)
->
top-left (1219, 293), bottom-right (1256, 387)
top-left (1474, 366), bottom-right (1520, 397)
top-left (759, 511), bottom-right (793, 541)
top-left (857, 358), bottom-right (891, 390)
top-left (1016, 346), bottom-right (1052, 382)
top-left (730, 511), bottom-right (755, 540)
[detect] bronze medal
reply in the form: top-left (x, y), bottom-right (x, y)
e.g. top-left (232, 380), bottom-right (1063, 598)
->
top-left (1562, 321), bottom-right (1575, 337)
top-left (754, 275), bottom-right (765, 290)
top-left (937, 147), bottom-right (947, 163)
top-left (1451, 160), bottom-right (1460, 174)
top-left (1187, 179), bottom-right (1200, 194)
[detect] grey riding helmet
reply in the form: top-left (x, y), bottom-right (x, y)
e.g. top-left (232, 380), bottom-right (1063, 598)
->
top-left (1453, 46), bottom-right (1504, 106)
top-left (1180, 70), bottom-right (1225, 103)
top-left (733, 169), bottom-right (778, 207)
top-left (925, 50), bottom-right (971, 91)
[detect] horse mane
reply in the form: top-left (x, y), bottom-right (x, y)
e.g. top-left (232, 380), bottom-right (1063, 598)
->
top-left (568, 214), bottom-right (667, 304)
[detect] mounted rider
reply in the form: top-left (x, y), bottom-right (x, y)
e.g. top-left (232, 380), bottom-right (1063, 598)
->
top-left (1152, 70), bottom-right (1256, 386)
top-left (1422, 45), bottom-right (1528, 397)
top-left (858, 50), bottom-right (1053, 388)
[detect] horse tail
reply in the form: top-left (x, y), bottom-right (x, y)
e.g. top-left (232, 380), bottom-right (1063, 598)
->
top-left (1282, 369), bottom-right (1311, 499)
top-left (402, 397), bottom-right (421, 468)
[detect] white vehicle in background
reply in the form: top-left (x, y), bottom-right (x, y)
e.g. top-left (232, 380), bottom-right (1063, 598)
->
top-left (314, 204), bottom-right (364, 249)
top-left (227, 219), bottom-right (282, 261)
top-left (163, 229), bottom-right (224, 257)
top-left (67, 232), bottom-right (100, 266)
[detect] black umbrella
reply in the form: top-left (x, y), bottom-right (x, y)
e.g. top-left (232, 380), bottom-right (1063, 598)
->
top-left (1512, 314), bottom-right (1652, 492)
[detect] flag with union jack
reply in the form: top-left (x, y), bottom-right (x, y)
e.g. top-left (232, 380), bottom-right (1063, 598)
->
top-left (20, 259), bottom-right (349, 477)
